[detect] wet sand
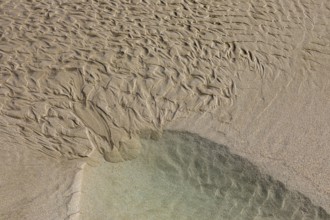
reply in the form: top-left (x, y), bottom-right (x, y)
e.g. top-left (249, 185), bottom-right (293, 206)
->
top-left (81, 131), bottom-right (330, 220)
top-left (0, 0), bottom-right (330, 219)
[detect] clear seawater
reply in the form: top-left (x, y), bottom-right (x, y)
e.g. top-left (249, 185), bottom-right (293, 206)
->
top-left (81, 131), bottom-right (330, 220)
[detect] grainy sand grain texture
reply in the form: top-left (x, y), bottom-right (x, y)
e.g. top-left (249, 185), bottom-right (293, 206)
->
top-left (0, 0), bottom-right (330, 219)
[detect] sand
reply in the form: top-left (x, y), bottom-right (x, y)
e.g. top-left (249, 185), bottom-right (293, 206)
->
top-left (81, 131), bottom-right (330, 219)
top-left (0, 0), bottom-right (330, 219)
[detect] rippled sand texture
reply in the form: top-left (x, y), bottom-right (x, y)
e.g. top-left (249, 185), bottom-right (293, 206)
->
top-left (1, 0), bottom-right (239, 162)
top-left (1, 0), bottom-right (330, 219)
top-left (1, 0), bottom-right (327, 162)
top-left (81, 131), bottom-right (330, 220)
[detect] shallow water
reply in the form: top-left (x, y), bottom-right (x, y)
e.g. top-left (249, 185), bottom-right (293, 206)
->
top-left (81, 131), bottom-right (330, 220)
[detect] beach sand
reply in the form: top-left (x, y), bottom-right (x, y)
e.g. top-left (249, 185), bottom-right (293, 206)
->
top-left (0, 0), bottom-right (330, 219)
top-left (81, 131), bottom-right (330, 219)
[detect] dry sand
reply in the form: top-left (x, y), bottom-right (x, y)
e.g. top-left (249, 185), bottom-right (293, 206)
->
top-left (0, 0), bottom-right (330, 219)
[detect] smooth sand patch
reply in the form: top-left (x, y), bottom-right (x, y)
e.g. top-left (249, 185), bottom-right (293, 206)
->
top-left (0, 139), bottom-right (84, 220)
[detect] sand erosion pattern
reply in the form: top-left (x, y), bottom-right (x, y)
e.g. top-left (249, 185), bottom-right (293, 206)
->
top-left (1, 0), bottom-right (330, 218)
top-left (81, 131), bottom-right (330, 220)
top-left (1, 0), bottom-right (329, 162)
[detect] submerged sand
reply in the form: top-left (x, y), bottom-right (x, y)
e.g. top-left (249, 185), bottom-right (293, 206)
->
top-left (0, 0), bottom-right (330, 219)
top-left (81, 131), bottom-right (330, 220)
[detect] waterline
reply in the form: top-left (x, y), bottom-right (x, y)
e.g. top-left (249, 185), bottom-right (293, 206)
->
top-left (81, 131), bottom-right (330, 220)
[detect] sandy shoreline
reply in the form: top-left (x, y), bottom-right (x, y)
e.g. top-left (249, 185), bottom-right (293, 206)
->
top-left (80, 131), bottom-right (330, 219)
top-left (1, 0), bottom-right (330, 219)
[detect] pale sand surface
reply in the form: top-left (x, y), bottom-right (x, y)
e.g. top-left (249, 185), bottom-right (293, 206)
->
top-left (0, 0), bottom-right (330, 219)
top-left (0, 121), bottom-right (84, 220)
